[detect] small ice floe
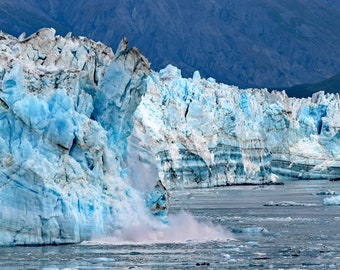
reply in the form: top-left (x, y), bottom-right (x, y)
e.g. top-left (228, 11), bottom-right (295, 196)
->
top-left (264, 201), bottom-right (317, 206)
top-left (247, 241), bottom-right (260, 247)
top-left (316, 190), bottom-right (336, 195)
top-left (232, 227), bottom-right (269, 234)
top-left (253, 252), bottom-right (269, 260)
top-left (323, 195), bottom-right (340, 205)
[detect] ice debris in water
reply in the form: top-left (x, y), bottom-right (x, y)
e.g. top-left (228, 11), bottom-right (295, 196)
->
top-left (232, 227), bottom-right (269, 234)
top-left (264, 201), bottom-right (317, 206)
top-left (323, 195), bottom-right (340, 205)
top-left (316, 190), bottom-right (336, 195)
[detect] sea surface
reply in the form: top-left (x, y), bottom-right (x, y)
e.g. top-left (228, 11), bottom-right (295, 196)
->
top-left (1, 180), bottom-right (340, 269)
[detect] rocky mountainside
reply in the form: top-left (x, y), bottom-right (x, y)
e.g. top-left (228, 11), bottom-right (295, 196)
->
top-left (283, 72), bottom-right (340, 98)
top-left (1, 0), bottom-right (340, 92)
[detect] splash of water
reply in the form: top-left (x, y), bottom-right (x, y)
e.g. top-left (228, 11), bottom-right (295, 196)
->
top-left (83, 211), bottom-right (229, 245)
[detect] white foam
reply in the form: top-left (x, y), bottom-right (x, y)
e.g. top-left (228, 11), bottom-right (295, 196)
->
top-left (82, 211), bottom-right (229, 245)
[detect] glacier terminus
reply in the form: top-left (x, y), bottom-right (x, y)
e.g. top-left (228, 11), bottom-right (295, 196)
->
top-left (0, 28), bottom-right (339, 246)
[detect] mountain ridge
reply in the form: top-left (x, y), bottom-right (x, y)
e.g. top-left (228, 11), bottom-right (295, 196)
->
top-left (283, 72), bottom-right (340, 98)
top-left (1, 0), bottom-right (339, 92)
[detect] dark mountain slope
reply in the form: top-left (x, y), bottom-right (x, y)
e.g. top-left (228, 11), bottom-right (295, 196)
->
top-left (0, 0), bottom-right (340, 90)
top-left (284, 73), bottom-right (340, 98)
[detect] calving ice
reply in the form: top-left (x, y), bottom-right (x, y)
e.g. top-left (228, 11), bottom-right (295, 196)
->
top-left (0, 28), bottom-right (339, 246)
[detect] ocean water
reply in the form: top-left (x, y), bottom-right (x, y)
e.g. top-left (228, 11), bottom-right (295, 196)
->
top-left (1, 180), bottom-right (340, 269)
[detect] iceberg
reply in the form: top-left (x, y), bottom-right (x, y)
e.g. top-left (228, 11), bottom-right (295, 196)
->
top-left (0, 28), bottom-right (339, 245)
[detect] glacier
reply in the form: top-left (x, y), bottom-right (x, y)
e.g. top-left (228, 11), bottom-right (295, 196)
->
top-left (131, 65), bottom-right (340, 188)
top-left (0, 28), bottom-right (339, 246)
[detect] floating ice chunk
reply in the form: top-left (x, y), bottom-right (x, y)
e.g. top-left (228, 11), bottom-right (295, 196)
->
top-left (232, 227), bottom-right (269, 234)
top-left (323, 195), bottom-right (340, 205)
top-left (316, 190), bottom-right (336, 195)
top-left (264, 201), bottom-right (317, 206)
top-left (247, 241), bottom-right (260, 247)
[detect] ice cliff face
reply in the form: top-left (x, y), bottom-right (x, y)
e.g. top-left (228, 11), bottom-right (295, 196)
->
top-left (0, 28), bottom-right (339, 245)
top-left (131, 65), bottom-right (340, 188)
top-left (0, 28), bottom-right (155, 246)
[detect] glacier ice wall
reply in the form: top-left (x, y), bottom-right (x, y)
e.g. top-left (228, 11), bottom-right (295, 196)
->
top-left (0, 28), bottom-right (155, 246)
top-left (130, 65), bottom-right (340, 188)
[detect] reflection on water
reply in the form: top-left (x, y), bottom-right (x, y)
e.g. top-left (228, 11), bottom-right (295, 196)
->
top-left (1, 180), bottom-right (340, 269)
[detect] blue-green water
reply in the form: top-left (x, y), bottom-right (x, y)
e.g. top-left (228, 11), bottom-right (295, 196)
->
top-left (1, 180), bottom-right (340, 269)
